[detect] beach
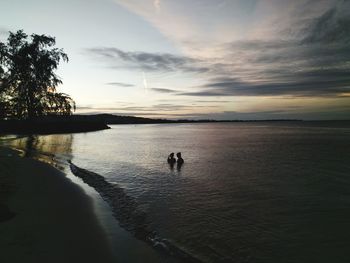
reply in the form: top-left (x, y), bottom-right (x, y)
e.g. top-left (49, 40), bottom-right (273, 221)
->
top-left (0, 146), bottom-right (115, 263)
top-left (0, 142), bottom-right (178, 263)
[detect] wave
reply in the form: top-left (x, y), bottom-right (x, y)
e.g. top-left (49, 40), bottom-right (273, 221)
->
top-left (69, 162), bottom-right (203, 263)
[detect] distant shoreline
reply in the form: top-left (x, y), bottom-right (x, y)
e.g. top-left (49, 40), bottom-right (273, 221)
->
top-left (1, 114), bottom-right (349, 135)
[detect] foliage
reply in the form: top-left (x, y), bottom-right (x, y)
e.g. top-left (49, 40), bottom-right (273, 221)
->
top-left (0, 30), bottom-right (75, 120)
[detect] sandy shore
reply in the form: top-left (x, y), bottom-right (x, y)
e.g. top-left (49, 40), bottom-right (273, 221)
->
top-left (0, 147), bottom-right (115, 263)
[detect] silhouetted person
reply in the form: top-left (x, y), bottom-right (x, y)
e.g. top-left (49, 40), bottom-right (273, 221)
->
top-left (167, 152), bottom-right (176, 164)
top-left (176, 152), bottom-right (184, 165)
top-left (167, 152), bottom-right (176, 169)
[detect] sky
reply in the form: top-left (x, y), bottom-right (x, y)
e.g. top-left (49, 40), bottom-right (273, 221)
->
top-left (1, 0), bottom-right (350, 120)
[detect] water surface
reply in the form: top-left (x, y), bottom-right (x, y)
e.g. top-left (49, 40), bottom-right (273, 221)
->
top-left (3, 122), bottom-right (350, 262)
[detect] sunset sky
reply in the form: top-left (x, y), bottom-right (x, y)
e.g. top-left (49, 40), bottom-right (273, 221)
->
top-left (1, 0), bottom-right (350, 119)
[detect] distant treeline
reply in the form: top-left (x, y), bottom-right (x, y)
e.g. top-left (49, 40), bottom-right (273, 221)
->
top-left (0, 113), bottom-right (306, 134)
top-left (0, 118), bottom-right (109, 134)
top-left (68, 114), bottom-right (302, 125)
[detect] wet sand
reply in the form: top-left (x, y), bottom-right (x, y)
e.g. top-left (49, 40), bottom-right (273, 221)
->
top-left (0, 147), bottom-right (115, 263)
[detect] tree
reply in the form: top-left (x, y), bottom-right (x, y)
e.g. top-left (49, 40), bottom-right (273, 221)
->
top-left (0, 52), bottom-right (11, 119)
top-left (0, 30), bottom-right (75, 120)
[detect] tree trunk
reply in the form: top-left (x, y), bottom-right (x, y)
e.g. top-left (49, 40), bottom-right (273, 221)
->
top-left (26, 85), bottom-right (35, 120)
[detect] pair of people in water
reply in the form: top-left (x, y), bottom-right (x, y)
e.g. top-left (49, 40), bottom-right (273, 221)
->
top-left (167, 152), bottom-right (184, 166)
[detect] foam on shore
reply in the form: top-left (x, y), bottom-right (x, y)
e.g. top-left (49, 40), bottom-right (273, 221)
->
top-left (69, 162), bottom-right (203, 263)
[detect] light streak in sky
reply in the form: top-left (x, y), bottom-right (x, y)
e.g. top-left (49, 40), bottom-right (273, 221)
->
top-left (143, 72), bottom-right (148, 93)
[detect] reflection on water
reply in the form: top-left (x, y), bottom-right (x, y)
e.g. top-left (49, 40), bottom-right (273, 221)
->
top-left (1, 134), bottom-right (73, 169)
top-left (167, 160), bottom-right (184, 172)
top-left (68, 122), bottom-right (350, 263)
top-left (176, 162), bottom-right (183, 172)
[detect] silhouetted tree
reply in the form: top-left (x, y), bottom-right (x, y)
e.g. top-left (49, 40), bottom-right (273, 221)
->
top-left (0, 30), bottom-right (75, 120)
top-left (0, 56), bottom-right (10, 119)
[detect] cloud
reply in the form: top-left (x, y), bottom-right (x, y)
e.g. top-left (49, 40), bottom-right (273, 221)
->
top-left (76, 98), bottom-right (350, 120)
top-left (195, 100), bottom-right (231, 103)
top-left (88, 32), bottom-right (350, 98)
top-left (182, 1), bottom-right (350, 97)
top-left (150, 88), bottom-right (178, 93)
top-left (87, 47), bottom-right (209, 73)
top-left (93, 1), bottom-right (350, 102)
top-left (77, 103), bottom-right (217, 113)
top-left (300, 2), bottom-right (350, 44)
top-left (119, 103), bottom-right (216, 112)
top-left (106, 82), bottom-right (135, 87)
top-left (179, 72), bottom-right (350, 97)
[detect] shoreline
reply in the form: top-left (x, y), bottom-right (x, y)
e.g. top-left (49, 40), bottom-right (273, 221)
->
top-left (0, 120), bottom-right (110, 135)
top-left (0, 146), bottom-right (116, 263)
top-left (0, 145), bottom-right (176, 263)
top-left (69, 161), bottom-right (203, 263)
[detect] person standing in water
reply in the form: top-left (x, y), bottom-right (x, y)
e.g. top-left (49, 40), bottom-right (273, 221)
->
top-left (176, 152), bottom-right (184, 165)
top-left (167, 153), bottom-right (176, 164)
top-left (167, 152), bottom-right (176, 170)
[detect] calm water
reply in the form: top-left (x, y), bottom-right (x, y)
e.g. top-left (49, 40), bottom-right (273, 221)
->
top-left (3, 122), bottom-right (350, 262)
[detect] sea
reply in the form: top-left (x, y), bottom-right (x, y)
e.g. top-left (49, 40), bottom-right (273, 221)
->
top-left (2, 121), bottom-right (350, 263)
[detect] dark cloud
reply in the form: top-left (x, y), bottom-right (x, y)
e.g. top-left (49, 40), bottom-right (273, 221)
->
top-left (168, 107), bottom-right (350, 121)
top-left (150, 88), bottom-right (178, 93)
top-left (195, 100), bottom-right (231, 103)
top-left (77, 106), bottom-right (125, 111)
top-left (116, 104), bottom-right (187, 112)
top-left (121, 103), bottom-right (216, 112)
top-left (77, 103), bottom-right (218, 115)
top-left (179, 74), bottom-right (350, 97)
top-left (184, 1), bottom-right (350, 98)
top-left (175, 110), bottom-right (289, 118)
top-left (87, 47), bottom-right (209, 73)
top-left (106, 82), bottom-right (135, 87)
top-left (301, 2), bottom-right (350, 44)
top-left (77, 111), bottom-right (168, 117)
top-left (86, 1), bottom-right (350, 99)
